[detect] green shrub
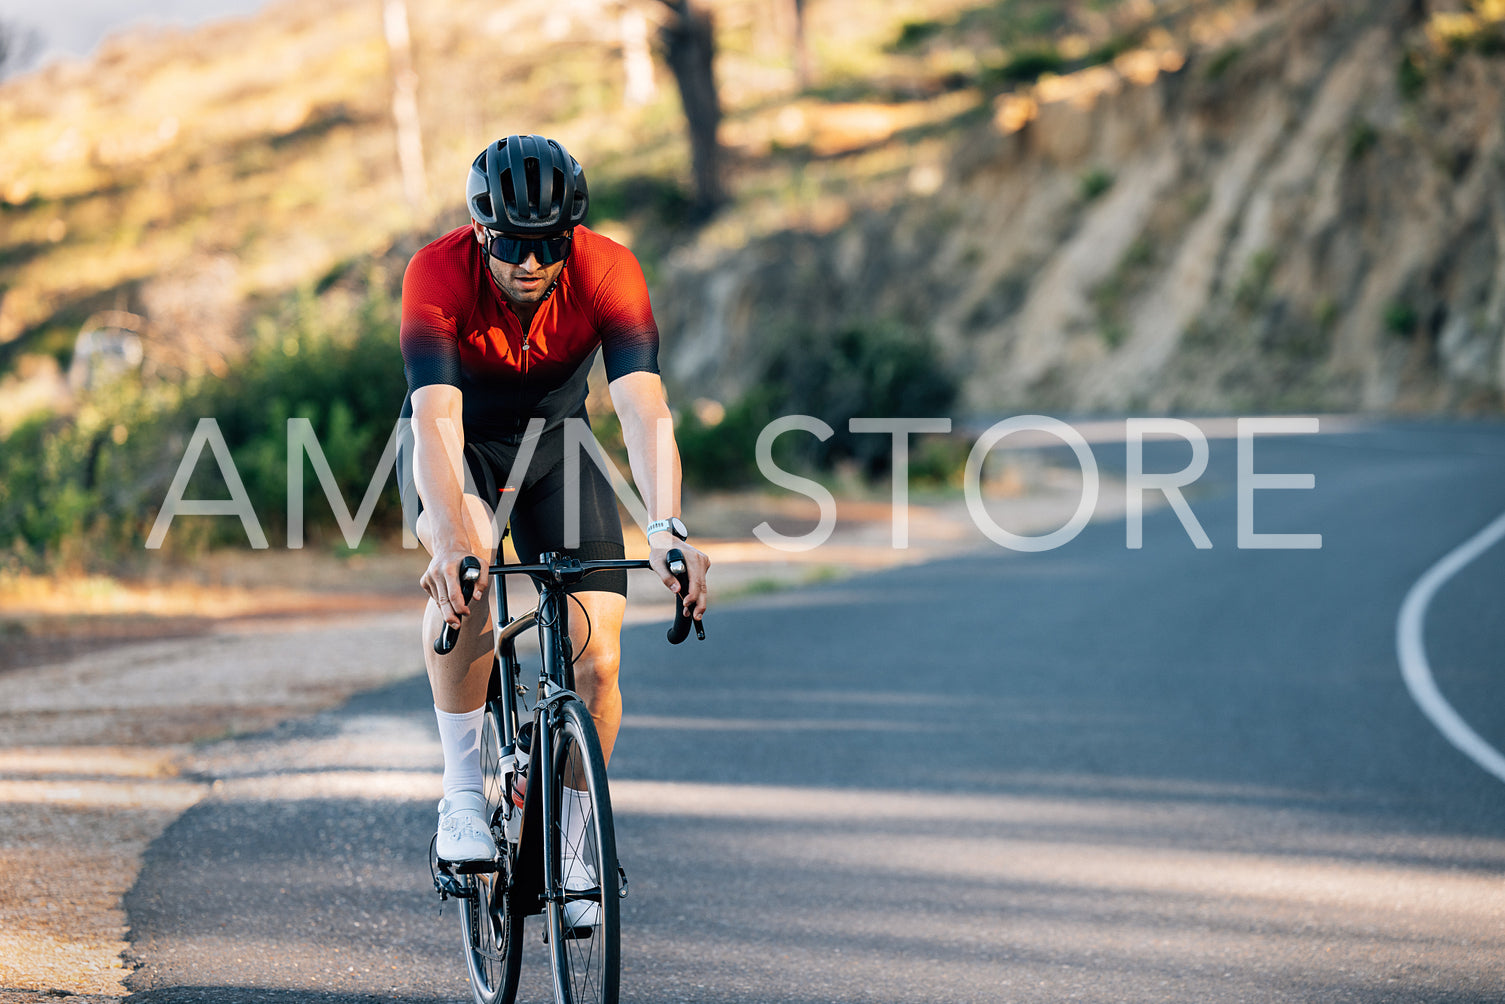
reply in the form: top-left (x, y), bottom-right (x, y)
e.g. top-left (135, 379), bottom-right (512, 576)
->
top-left (908, 433), bottom-right (971, 489)
top-left (183, 284), bottom-right (408, 547)
top-left (985, 46), bottom-right (1066, 87)
top-left (676, 321), bottom-right (959, 489)
top-left (1346, 119), bottom-right (1379, 161)
top-left (1079, 167), bottom-right (1115, 202)
top-left (675, 389), bottom-right (779, 490)
top-left (1384, 300), bottom-right (1418, 336)
top-left (761, 320), bottom-right (959, 479)
top-left (1204, 44), bottom-right (1244, 81)
top-left (1397, 52), bottom-right (1427, 101)
top-left (891, 19), bottom-right (944, 51)
top-left (0, 270), bottom-right (409, 567)
top-left (1235, 249), bottom-right (1278, 310)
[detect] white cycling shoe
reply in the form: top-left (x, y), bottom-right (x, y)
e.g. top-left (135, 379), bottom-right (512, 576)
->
top-left (561, 854), bottom-right (600, 932)
top-left (436, 791), bottom-right (498, 862)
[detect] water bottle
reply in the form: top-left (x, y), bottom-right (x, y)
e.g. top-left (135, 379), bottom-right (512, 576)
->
top-left (504, 721), bottom-right (533, 843)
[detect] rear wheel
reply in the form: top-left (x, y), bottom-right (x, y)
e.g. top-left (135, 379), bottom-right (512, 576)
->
top-left (546, 699), bottom-right (620, 1004)
top-left (461, 699), bottom-right (524, 1004)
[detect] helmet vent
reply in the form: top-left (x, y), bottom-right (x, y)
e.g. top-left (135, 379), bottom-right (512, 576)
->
top-left (466, 134), bottom-right (588, 234)
top-left (524, 159), bottom-right (541, 214)
top-left (500, 174), bottom-right (517, 216)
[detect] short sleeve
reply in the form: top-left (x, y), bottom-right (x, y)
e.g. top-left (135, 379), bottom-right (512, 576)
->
top-left (399, 249), bottom-right (465, 391)
top-left (593, 252), bottom-right (660, 382)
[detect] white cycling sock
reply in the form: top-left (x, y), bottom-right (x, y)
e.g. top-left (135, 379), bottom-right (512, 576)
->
top-left (435, 705), bottom-right (485, 799)
top-left (560, 786), bottom-right (589, 858)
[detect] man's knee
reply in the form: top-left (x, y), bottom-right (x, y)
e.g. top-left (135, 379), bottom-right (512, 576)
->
top-left (574, 639), bottom-right (621, 690)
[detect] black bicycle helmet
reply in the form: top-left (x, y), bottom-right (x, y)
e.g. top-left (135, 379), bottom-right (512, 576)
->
top-left (466, 134), bottom-right (589, 235)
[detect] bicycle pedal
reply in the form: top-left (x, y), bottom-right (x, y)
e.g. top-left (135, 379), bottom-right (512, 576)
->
top-left (448, 858), bottom-right (500, 875)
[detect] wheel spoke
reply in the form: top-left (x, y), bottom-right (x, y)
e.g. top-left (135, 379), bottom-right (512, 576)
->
top-left (460, 702), bottom-right (523, 1004)
top-left (547, 700), bottom-right (619, 1004)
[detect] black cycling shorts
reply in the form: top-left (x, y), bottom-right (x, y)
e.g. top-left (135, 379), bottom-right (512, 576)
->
top-left (397, 401), bottom-right (627, 596)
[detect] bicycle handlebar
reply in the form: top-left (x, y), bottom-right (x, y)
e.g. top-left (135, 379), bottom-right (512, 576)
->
top-left (665, 548), bottom-right (704, 645)
top-left (430, 551), bottom-right (705, 654)
top-left (432, 555), bottom-right (483, 656)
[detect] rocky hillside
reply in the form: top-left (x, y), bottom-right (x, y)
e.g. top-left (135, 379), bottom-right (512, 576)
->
top-left (657, 0), bottom-right (1505, 414)
top-left (2, 0), bottom-right (1502, 422)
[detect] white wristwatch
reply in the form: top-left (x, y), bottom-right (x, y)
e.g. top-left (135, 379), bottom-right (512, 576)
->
top-left (646, 516), bottom-right (688, 542)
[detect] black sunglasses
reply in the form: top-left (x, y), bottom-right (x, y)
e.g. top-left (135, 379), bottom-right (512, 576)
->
top-left (483, 228), bottom-right (574, 265)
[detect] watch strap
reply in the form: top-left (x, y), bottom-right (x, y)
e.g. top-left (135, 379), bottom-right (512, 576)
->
top-left (647, 517), bottom-right (687, 541)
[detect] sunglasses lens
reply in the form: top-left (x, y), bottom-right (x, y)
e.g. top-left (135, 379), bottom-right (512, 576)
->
top-left (487, 232), bottom-right (572, 265)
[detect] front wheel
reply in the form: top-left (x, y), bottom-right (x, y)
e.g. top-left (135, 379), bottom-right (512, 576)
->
top-left (461, 700), bottom-right (524, 1004)
top-left (546, 699), bottom-right (620, 1004)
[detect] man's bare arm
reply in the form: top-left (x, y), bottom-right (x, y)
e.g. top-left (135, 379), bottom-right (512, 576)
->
top-left (411, 384), bottom-right (486, 624)
top-left (609, 371), bottom-right (710, 618)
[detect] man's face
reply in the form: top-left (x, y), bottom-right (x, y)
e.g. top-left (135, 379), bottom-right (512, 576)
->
top-left (473, 222), bottom-right (568, 305)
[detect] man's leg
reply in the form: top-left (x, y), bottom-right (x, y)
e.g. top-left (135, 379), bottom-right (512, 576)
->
top-left (416, 494), bottom-right (497, 714)
top-left (567, 590), bottom-right (627, 765)
top-left (416, 494), bottom-right (498, 861)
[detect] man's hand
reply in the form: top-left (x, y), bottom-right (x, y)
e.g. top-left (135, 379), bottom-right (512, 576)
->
top-left (650, 538), bottom-right (710, 620)
top-left (421, 542), bottom-right (487, 630)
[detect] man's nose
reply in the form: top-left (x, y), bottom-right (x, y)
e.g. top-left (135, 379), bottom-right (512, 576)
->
top-left (519, 252), bottom-right (541, 271)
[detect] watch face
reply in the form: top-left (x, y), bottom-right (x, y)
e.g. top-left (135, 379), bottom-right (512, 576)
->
top-left (671, 517), bottom-right (688, 540)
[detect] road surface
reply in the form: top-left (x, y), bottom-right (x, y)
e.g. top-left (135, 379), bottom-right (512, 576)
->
top-left (124, 420), bottom-right (1505, 1003)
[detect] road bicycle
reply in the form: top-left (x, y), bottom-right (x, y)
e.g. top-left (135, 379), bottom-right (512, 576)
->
top-left (430, 545), bottom-right (703, 1004)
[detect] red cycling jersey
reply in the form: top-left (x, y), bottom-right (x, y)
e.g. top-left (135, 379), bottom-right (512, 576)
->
top-left (399, 224), bottom-right (660, 439)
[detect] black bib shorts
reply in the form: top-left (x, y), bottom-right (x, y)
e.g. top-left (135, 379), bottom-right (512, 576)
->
top-left (397, 401), bottom-right (628, 597)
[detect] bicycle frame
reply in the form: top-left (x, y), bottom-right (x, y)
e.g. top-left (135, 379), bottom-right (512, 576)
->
top-left (433, 545), bottom-right (701, 1004)
top-left (484, 551), bottom-right (648, 917)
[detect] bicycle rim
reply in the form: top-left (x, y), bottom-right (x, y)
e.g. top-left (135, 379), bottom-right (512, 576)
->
top-left (462, 702), bottom-right (523, 1004)
top-left (546, 699), bottom-right (620, 1004)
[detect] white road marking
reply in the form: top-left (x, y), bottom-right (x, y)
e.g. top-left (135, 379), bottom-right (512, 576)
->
top-left (1396, 510), bottom-right (1505, 785)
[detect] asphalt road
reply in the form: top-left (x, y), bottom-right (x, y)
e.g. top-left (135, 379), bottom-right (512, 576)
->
top-left (123, 419), bottom-right (1505, 1003)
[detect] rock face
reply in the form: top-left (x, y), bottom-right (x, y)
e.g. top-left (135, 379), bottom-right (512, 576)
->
top-left (657, 0), bottom-right (1505, 415)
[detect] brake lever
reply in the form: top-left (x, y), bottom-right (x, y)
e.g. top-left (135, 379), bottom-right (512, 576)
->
top-left (433, 555), bottom-right (483, 655)
top-left (665, 548), bottom-right (705, 644)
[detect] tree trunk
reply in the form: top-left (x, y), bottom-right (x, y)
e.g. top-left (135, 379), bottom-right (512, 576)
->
top-left (382, 0), bottom-right (429, 223)
top-left (620, 6), bottom-right (658, 105)
top-left (659, 0), bottom-right (725, 216)
top-left (791, 0), bottom-right (812, 90)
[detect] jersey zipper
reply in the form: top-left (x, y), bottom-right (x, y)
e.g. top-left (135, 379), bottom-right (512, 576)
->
top-left (520, 319), bottom-right (532, 382)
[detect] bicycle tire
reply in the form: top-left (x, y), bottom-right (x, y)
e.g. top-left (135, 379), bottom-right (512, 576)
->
top-left (461, 699), bottom-right (524, 1004)
top-left (546, 698), bottom-right (620, 1004)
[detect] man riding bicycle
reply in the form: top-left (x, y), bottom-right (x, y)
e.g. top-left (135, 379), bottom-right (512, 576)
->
top-left (396, 134), bottom-right (710, 879)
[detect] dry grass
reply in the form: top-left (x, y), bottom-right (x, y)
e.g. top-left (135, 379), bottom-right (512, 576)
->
top-left (0, 0), bottom-right (1214, 376)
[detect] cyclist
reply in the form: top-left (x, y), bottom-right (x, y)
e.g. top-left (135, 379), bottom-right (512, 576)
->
top-left (395, 135), bottom-right (710, 887)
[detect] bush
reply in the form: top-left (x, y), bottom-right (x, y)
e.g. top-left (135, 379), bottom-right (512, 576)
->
top-left (986, 46), bottom-right (1067, 87)
top-left (1079, 167), bottom-right (1115, 202)
top-left (1384, 300), bottom-right (1418, 336)
top-left (760, 320), bottom-right (959, 480)
top-left (677, 321), bottom-right (958, 489)
top-left (675, 390), bottom-right (779, 490)
top-left (0, 270), bottom-right (409, 567)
